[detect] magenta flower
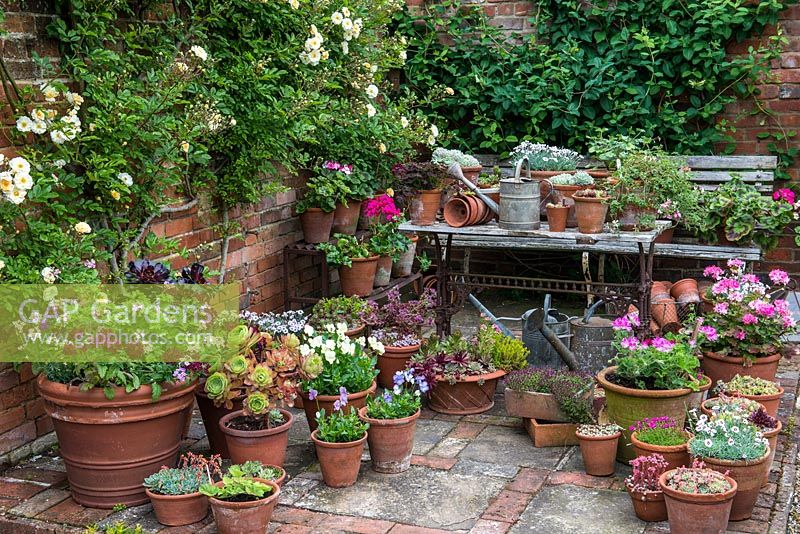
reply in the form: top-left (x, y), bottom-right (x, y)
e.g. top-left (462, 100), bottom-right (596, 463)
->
top-left (727, 259), bottom-right (744, 269)
top-left (620, 336), bottom-right (640, 350)
top-left (651, 337), bottom-right (675, 353)
top-left (699, 325), bottom-right (718, 342)
top-left (713, 302), bottom-right (729, 315)
top-left (769, 269), bottom-right (790, 285)
top-left (734, 329), bottom-right (746, 340)
top-left (773, 188), bottom-right (796, 204)
top-left (742, 313), bottom-right (758, 325)
top-left (703, 265), bottom-right (724, 280)
top-left (613, 316), bottom-right (632, 331)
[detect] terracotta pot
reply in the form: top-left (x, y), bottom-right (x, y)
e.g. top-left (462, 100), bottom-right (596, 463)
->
top-left (626, 488), bottom-right (667, 522)
top-left (311, 429), bottom-right (367, 487)
top-left (650, 297), bottom-right (680, 332)
top-left (374, 255), bottom-right (393, 288)
top-left (410, 189), bottom-right (442, 225)
top-left (338, 256), bottom-right (379, 297)
top-left (377, 344), bottom-right (420, 389)
top-left (670, 278), bottom-right (700, 305)
top-left (702, 351), bottom-right (781, 385)
top-left (219, 409), bottom-right (294, 467)
top-left (739, 385), bottom-right (784, 418)
top-left (696, 448), bottom-right (770, 521)
top-left (546, 206), bottom-right (569, 232)
top-left (146, 489), bottom-right (208, 527)
top-left (762, 421), bottom-right (782, 487)
top-left (659, 470), bottom-right (737, 534)
top-left (596, 366), bottom-right (698, 462)
top-left (616, 204), bottom-right (656, 231)
top-left (299, 208), bottom-right (334, 244)
top-left (332, 200), bottom-right (362, 235)
top-left (700, 397), bottom-right (766, 419)
top-left (345, 324), bottom-right (366, 338)
top-left (208, 478), bottom-right (280, 534)
top-left (37, 376), bottom-right (197, 508)
top-left (196, 389), bottom-right (244, 458)
top-left (301, 381), bottom-right (377, 432)
top-left (464, 195), bottom-right (487, 226)
top-left (686, 376), bottom-right (713, 412)
top-left (443, 196), bottom-right (472, 228)
top-left (392, 235), bottom-right (418, 278)
top-left (631, 431), bottom-right (692, 472)
top-left (359, 407), bottom-right (420, 473)
top-left (650, 281), bottom-right (668, 296)
top-left (523, 418), bottom-right (579, 447)
top-left (576, 430), bottom-right (621, 476)
top-left (428, 370), bottom-right (506, 415)
top-left (504, 387), bottom-right (593, 423)
top-left (654, 226), bottom-right (675, 244)
top-left (461, 165), bottom-right (483, 184)
top-left (573, 196), bottom-right (608, 234)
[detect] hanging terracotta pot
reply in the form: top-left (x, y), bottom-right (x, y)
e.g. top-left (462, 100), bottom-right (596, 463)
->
top-left (311, 430), bottom-right (368, 487)
top-left (359, 407), bottom-right (420, 473)
top-left (575, 429), bottom-right (621, 476)
top-left (626, 488), bottom-right (667, 522)
top-left (696, 448), bottom-right (770, 521)
top-left (196, 388), bottom-right (244, 458)
top-left (428, 370), bottom-right (506, 415)
top-left (338, 256), bottom-right (379, 297)
top-left (409, 189), bottom-right (442, 225)
top-left (392, 236), bottom-right (418, 278)
top-left (219, 409), bottom-right (294, 467)
top-left (208, 478), bottom-right (280, 534)
top-left (300, 208), bottom-right (334, 244)
top-left (631, 431), bottom-right (692, 472)
top-left (573, 196), bottom-right (608, 234)
top-left (374, 255), bottom-right (393, 288)
top-left (546, 205), bottom-right (569, 232)
top-left (659, 470), bottom-right (737, 534)
top-left (146, 489), bottom-right (209, 527)
top-left (301, 381), bottom-right (377, 432)
top-left (701, 352), bottom-right (781, 385)
top-left (332, 200), bottom-right (362, 235)
top-left (377, 344), bottom-right (420, 389)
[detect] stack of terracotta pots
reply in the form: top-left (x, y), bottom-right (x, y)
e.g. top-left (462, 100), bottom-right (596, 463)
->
top-left (443, 194), bottom-right (494, 228)
top-left (670, 278), bottom-right (701, 306)
top-left (650, 282), bottom-right (679, 332)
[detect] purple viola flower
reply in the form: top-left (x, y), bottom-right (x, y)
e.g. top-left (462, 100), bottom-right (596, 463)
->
top-left (383, 391), bottom-right (393, 403)
top-left (308, 388), bottom-right (318, 401)
top-left (393, 371), bottom-right (405, 386)
top-left (339, 386), bottom-right (348, 407)
top-left (333, 399), bottom-right (342, 411)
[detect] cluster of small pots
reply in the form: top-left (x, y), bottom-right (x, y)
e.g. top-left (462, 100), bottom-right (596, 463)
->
top-left (650, 278), bottom-right (701, 332)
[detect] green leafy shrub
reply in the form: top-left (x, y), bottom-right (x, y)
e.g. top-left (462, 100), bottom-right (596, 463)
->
top-left (473, 321), bottom-right (529, 372)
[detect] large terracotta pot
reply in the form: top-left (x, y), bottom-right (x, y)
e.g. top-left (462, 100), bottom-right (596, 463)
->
top-left (576, 430), bottom-right (620, 476)
top-left (311, 430), bottom-right (367, 487)
top-left (333, 201), bottom-right (362, 235)
top-left (626, 488), bottom-right (667, 522)
top-left (374, 255), bottom-right (393, 287)
top-left (573, 196), bottom-right (608, 234)
top-left (630, 431), bottom-right (692, 472)
top-left (299, 208), bottom-right (334, 244)
top-left (196, 388), bottom-right (244, 458)
top-left (762, 421), bottom-right (782, 487)
top-left (659, 470), bottom-right (737, 534)
top-left (596, 366), bottom-right (698, 462)
top-left (359, 407), bottom-right (420, 473)
top-left (146, 489), bottom-right (208, 527)
top-left (301, 381), bottom-right (377, 432)
top-left (339, 256), bottom-right (379, 297)
top-left (409, 189), bottom-right (442, 225)
top-left (392, 235), bottom-right (418, 278)
top-left (696, 447), bottom-right (770, 521)
top-left (739, 385), bottom-right (784, 418)
top-left (208, 478), bottom-right (280, 534)
top-left (428, 370), bottom-right (506, 415)
top-left (38, 376), bottom-right (197, 508)
top-left (546, 206), bottom-right (569, 232)
top-left (616, 204), bottom-right (656, 231)
top-left (702, 351), bottom-right (781, 385)
top-left (219, 409), bottom-right (294, 467)
top-left (377, 344), bottom-right (420, 389)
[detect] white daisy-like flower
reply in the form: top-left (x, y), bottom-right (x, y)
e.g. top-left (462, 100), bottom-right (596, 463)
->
top-left (7, 187), bottom-right (26, 205)
top-left (399, 50), bottom-right (407, 62)
top-left (305, 35), bottom-right (322, 51)
top-left (13, 173), bottom-right (32, 190)
top-left (704, 439), bottom-right (713, 447)
top-left (288, 0), bottom-right (299, 8)
top-left (189, 45), bottom-right (208, 61)
top-left (40, 84), bottom-right (58, 102)
top-left (0, 173), bottom-right (13, 192)
top-left (400, 116), bottom-right (409, 128)
top-left (342, 18), bottom-right (354, 31)
top-left (118, 172), bottom-right (133, 187)
top-left (41, 266), bottom-right (57, 283)
top-left (31, 120), bottom-right (47, 134)
top-left (366, 103), bottom-right (376, 117)
top-left (50, 130), bottom-right (68, 144)
top-left (342, 6), bottom-right (350, 17)
top-left (31, 109), bottom-right (46, 121)
top-left (66, 92), bottom-right (84, 108)
top-left (307, 49), bottom-right (322, 65)
top-left (366, 84), bottom-right (379, 99)
top-left (74, 221), bottom-right (92, 234)
top-left (431, 124), bottom-right (440, 138)
top-left (341, 41), bottom-right (349, 55)
top-left (731, 426), bottom-right (739, 433)
top-left (15, 116), bottom-right (33, 133)
top-left (9, 157), bottom-right (30, 175)
top-left (727, 438), bottom-right (735, 446)
top-left (331, 11), bottom-right (343, 24)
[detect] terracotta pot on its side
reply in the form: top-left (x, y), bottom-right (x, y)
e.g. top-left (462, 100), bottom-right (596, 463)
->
top-left (631, 431), bottom-right (692, 472)
top-left (428, 370), bottom-right (506, 415)
top-left (443, 196), bottom-right (472, 228)
top-left (146, 489), bottom-right (208, 527)
top-left (762, 421), bottom-right (782, 487)
top-left (359, 407), bottom-right (420, 473)
top-left (702, 352), bottom-right (782, 385)
top-left (208, 478), bottom-right (280, 534)
top-left (196, 389), bottom-right (244, 458)
top-left (573, 196), bottom-right (608, 234)
top-left (300, 208), bottom-right (334, 244)
top-left (392, 236), bottom-right (418, 278)
top-left (374, 256), bottom-right (393, 288)
top-left (410, 189), bottom-right (442, 226)
top-left (576, 430), bottom-right (621, 476)
top-left (301, 381), bottom-right (377, 433)
top-left (659, 470), bottom-right (737, 534)
top-left (696, 448), bottom-right (770, 521)
top-left (650, 297), bottom-right (680, 333)
top-left (338, 256), bottom-right (379, 297)
top-left (626, 488), bottom-right (667, 522)
top-left (332, 201), bottom-right (362, 235)
top-left (311, 430), bottom-right (368, 488)
top-left (546, 206), bottom-right (569, 232)
top-left (219, 409), bottom-right (294, 467)
top-left (377, 344), bottom-right (420, 389)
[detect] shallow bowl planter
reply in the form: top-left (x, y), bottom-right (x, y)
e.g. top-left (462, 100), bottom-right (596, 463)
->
top-left (630, 430), bottom-right (692, 472)
top-left (576, 429), bottom-right (621, 476)
top-left (693, 446), bottom-right (770, 521)
top-left (301, 381), bottom-right (377, 433)
top-left (701, 351), bottom-right (781, 385)
top-left (219, 409), bottom-right (294, 467)
top-left (626, 487), bottom-right (667, 522)
top-left (359, 407), bottom-right (420, 473)
top-left (377, 344), bottom-right (420, 389)
top-left (208, 478), bottom-right (280, 534)
top-left (659, 470), bottom-right (737, 534)
top-left (428, 370), bottom-right (506, 415)
top-left (700, 397), bottom-right (765, 419)
top-left (523, 418), bottom-right (579, 447)
top-left (146, 489), bottom-right (208, 527)
top-left (311, 429), bottom-right (368, 487)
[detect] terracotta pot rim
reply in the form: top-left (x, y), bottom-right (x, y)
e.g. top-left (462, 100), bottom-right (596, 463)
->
top-left (382, 344), bottom-right (421, 354)
top-left (626, 486), bottom-right (665, 500)
top-left (737, 385), bottom-right (785, 402)
top-left (434, 369), bottom-right (506, 383)
top-left (762, 420), bottom-right (783, 438)
top-left (219, 408), bottom-right (294, 438)
top-left (596, 366), bottom-right (700, 398)
top-left (658, 470), bottom-right (738, 502)
top-left (145, 488), bottom-right (204, 501)
top-left (573, 196), bottom-right (609, 203)
top-left (302, 381), bottom-right (377, 401)
top-left (700, 397), bottom-right (766, 418)
top-left (357, 406), bottom-right (421, 426)
top-left (703, 351), bottom-right (781, 364)
top-left (302, 207), bottom-right (333, 214)
top-left (460, 165), bottom-right (483, 171)
top-left (631, 430), bottom-right (692, 452)
top-left (207, 478), bottom-right (280, 509)
top-left (349, 256), bottom-right (379, 263)
top-left (310, 429), bottom-right (368, 448)
top-left (417, 189), bottom-right (442, 194)
top-left (691, 446), bottom-right (771, 467)
top-left (344, 324), bottom-right (366, 336)
top-left (547, 205), bottom-right (570, 211)
top-left (575, 431), bottom-right (621, 441)
top-left (37, 375), bottom-right (197, 407)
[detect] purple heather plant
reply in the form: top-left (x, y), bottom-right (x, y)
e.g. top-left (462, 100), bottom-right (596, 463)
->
top-left (626, 453), bottom-right (669, 493)
top-left (360, 287), bottom-right (436, 345)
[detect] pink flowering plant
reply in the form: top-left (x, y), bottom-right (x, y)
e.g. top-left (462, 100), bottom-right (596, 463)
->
top-left (662, 459), bottom-right (733, 494)
top-left (699, 260), bottom-right (797, 361)
top-left (360, 287), bottom-right (436, 346)
top-left (626, 453), bottom-right (669, 493)
top-left (364, 194), bottom-right (412, 262)
top-left (295, 161), bottom-right (357, 214)
top-left (630, 416), bottom-right (690, 447)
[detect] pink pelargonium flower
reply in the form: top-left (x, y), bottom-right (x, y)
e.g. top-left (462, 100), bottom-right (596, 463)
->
top-left (727, 259), bottom-right (745, 269)
top-left (769, 269), bottom-right (790, 286)
top-left (323, 160), bottom-right (342, 171)
top-left (363, 194), bottom-right (402, 220)
top-left (703, 265), bottom-right (724, 280)
top-left (773, 188), bottom-right (796, 205)
top-left (713, 302), bottom-right (729, 315)
top-left (734, 329), bottom-right (746, 340)
top-left (613, 316), bottom-right (632, 331)
top-left (699, 325), bottom-right (718, 342)
top-left (651, 337), bottom-right (675, 353)
top-left (742, 313), bottom-right (759, 325)
top-left (620, 336), bottom-right (640, 350)
top-left (742, 274), bottom-right (760, 284)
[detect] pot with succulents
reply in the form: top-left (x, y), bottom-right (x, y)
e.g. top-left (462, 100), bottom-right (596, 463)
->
top-left (144, 453), bottom-right (221, 527)
top-left (409, 322), bottom-right (528, 415)
top-left (393, 162), bottom-right (449, 226)
top-left (509, 142), bottom-right (581, 179)
top-left (658, 461), bottom-right (738, 534)
top-left (715, 374), bottom-right (784, 417)
top-left (432, 147), bottom-right (483, 184)
top-left (35, 260), bottom-right (206, 508)
top-left (309, 389), bottom-right (370, 487)
top-left (700, 393), bottom-right (764, 419)
top-left (688, 412), bottom-right (770, 520)
top-left (318, 233), bottom-right (379, 297)
top-left (295, 166), bottom-right (352, 244)
top-left (625, 453), bottom-right (670, 522)
top-left (360, 287), bottom-right (436, 389)
top-left (503, 367), bottom-right (595, 447)
top-left (323, 160), bottom-right (373, 235)
top-left (227, 461), bottom-right (287, 488)
top-left (359, 369), bottom-right (427, 473)
top-left (629, 416), bottom-right (692, 471)
top-left (598, 311), bottom-right (711, 461)
top-left (545, 200), bottom-right (570, 232)
top-left (310, 296), bottom-right (370, 338)
top-left (364, 196), bottom-right (412, 287)
top-left (575, 423), bottom-right (622, 476)
top-left (697, 261), bottom-right (797, 385)
top-left (572, 189), bottom-right (609, 234)
top-left (200, 475), bottom-right (280, 534)
top-left (545, 170), bottom-right (595, 227)
top-left (298, 323), bottom-right (380, 432)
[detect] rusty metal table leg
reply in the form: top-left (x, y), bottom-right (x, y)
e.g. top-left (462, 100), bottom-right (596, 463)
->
top-left (433, 233), bottom-right (454, 336)
top-left (637, 242), bottom-right (655, 328)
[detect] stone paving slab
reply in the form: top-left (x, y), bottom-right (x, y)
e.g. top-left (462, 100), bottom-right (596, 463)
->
top-left (458, 424), bottom-right (565, 469)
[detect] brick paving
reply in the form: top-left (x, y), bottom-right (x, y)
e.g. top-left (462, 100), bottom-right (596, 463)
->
top-left (0, 362), bottom-right (795, 534)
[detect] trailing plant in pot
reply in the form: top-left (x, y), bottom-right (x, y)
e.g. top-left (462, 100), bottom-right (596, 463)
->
top-left (360, 287), bottom-right (436, 388)
top-left (200, 476), bottom-right (280, 534)
top-left (392, 162), bottom-right (449, 225)
top-left (144, 453), bottom-right (222, 527)
top-left (659, 460), bottom-right (737, 534)
top-left (573, 189), bottom-right (609, 234)
top-left (310, 389), bottom-right (370, 487)
top-left (629, 416), bottom-right (692, 471)
top-left (625, 453), bottom-right (670, 522)
top-left (311, 296), bottom-right (371, 336)
top-left (295, 168), bottom-right (352, 244)
top-left (318, 234), bottom-right (379, 297)
top-left (509, 142), bottom-right (580, 177)
top-left (431, 147), bottom-right (482, 183)
top-left (715, 374), bottom-right (784, 417)
top-left (364, 195), bottom-right (412, 287)
top-left (359, 369), bottom-right (428, 473)
top-left (299, 323), bottom-right (381, 432)
top-left (698, 261), bottom-right (797, 384)
top-left (575, 423), bottom-right (622, 476)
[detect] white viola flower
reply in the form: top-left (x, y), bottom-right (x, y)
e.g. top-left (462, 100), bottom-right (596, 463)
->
top-left (309, 336), bottom-right (322, 348)
top-left (288, 0), bottom-right (299, 8)
top-left (367, 336), bottom-right (384, 354)
top-left (341, 18), bottom-right (354, 31)
top-left (13, 173), bottom-right (32, 190)
top-left (366, 84), bottom-right (379, 99)
top-left (366, 103), bottom-right (377, 117)
top-left (727, 438), bottom-right (735, 446)
top-left (323, 348), bottom-right (336, 363)
top-left (9, 157), bottom-right (30, 175)
top-left (15, 116), bottom-right (33, 133)
top-left (303, 324), bottom-right (315, 336)
top-left (53, 159), bottom-right (66, 169)
top-left (324, 324), bottom-right (335, 333)
top-left (341, 41), bottom-right (349, 55)
top-left (324, 339), bottom-right (336, 351)
top-left (190, 45), bottom-right (208, 61)
top-left (400, 116), bottom-right (409, 128)
top-left (50, 130), bottom-right (68, 145)
top-left (74, 221), bottom-right (92, 234)
top-left (335, 322), bottom-right (348, 334)
top-left (731, 426), bottom-right (739, 433)
top-left (40, 84), bottom-right (59, 102)
top-left (331, 11), bottom-right (343, 24)
top-left (299, 344), bottom-right (312, 357)
top-left (31, 120), bottom-right (47, 134)
top-left (431, 124), bottom-right (439, 138)
top-left (118, 172), bottom-right (133, 187)
top-left (356, 336), bottom-right (366, 346)
top-left (7, 187), bottom-right (26, 205)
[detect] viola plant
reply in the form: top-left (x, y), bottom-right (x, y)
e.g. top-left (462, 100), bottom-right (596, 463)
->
top-left (626, 453), bottom-right (670, 493)
top-left (689, 413), bottom-right (768, 461)
top-left (312, 388), bottom-right (370, 443)
top-left (630, 417), bottom-right (690, 447)
top-left (662, 460), bottom-right (734, 494)
top-left (359, 287), bottom-right (436, 346)
top-left (143, 453), bottom-right (222, 496)
top-left (699, 261), bottom-right (797, 362)
top-left (714, 374), bottom-right (781, 397)
top-left (504, 367), bottom-right (595, 424)
top-left (311, 296), bottom-right (371, 331)
top-left (509, 142), bottom-right (579, 170)
top-left (365, 369), bottom-right (428, 420)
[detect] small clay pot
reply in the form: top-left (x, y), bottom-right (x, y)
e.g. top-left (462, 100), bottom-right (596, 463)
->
top-left (377, 344), bottom-right (420, 389)
top-left (359, 407), bottom-right (420, 473)
top-left (443, 196), bottom-right (471, 228)
top-left (576, 430), bottom-right (621, 476)
top-left (392, 235), bottom-right (418, 278)
top-left (338, 256), bottom-right (379, 297)
top-left (695, 448), bottom-right (770, 521)
top-left (146, 489), bottom-right (208, 527)
top-left (701, 351), bottom-right (781, 385)
top-left (670, 278), bottom-right (700, 305)
top-left (546, 206), bottom-right (569, 232)
top-left (410, 189), bottom-right (442, 225)
top-left (626, 487), bottom-right (667, 522)
top-left (650, 297), bottom-right (680, 332)
top-left (631, 431), bottom-right (692, 472)
top-left (460, 165), bottom-right (483, 184)
top-left (659, 470), bottom-right (737, 534)
top-left (300, 208), bottom-right (334, 244)
top-left (196, 388), bottom-right (244, 458)
top-left (654, 227), bottom-right (675, 244)
top-left (573, 196), bottom-right (609, 234)
top-left (374, 255), bottom-right (393, 288)
top-left (301, 382), bottom-right (377, 432)
top-left (332, 201), bottom-right (362, 235)
top-left (219, 409), bottom-right (294, 467)
top-left (207, 478), bottom-right (280, 534)
top-left (311, 430), bottom-right (368, 487)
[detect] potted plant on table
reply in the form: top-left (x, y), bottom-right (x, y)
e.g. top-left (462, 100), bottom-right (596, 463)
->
top-left (359, 369), bottom-right (428, 473)
top-left (295, 168), bottom-right (351, 243)
top-left (625, 453), bottom-right (670, 522)
top-left (509, 142), bottom-right (580, 178)
top-left (309, 389), bottom-right (370, 487)
top-left (311, 296), bottom-right (370, 337)
top-left (545, 200), bottom-right (570, 232)
top-left (393, 162), bottom-right (449, 225)
top-left (629, 416), bottom-right (692, 471)
top-left (575, 423), bottom-right (622, 476)
top-left (659, 461), bottom-right (738, 534)
top-left (144, 452), bottom-right (222, 527)
top-left (697, 261), bottom-right (797, 384)
top-left (364, 195), bottom-right (412, 287)
top-left (318, 233), bottom-right (379, 297)
top-left (200, 475), bottom-right (280, 534)
top-left (715, 374), bottom-right (784, 417)
top-left (573, 189), bottom-right (609, 234)
top-left (431, 147), bottom-right (483, 183)
top-left (360, 287), bottom-right (437, 388)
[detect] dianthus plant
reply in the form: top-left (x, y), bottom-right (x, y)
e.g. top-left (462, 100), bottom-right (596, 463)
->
top-left (689, 413), bottom-right (768, 461)
top-left (509, 142), bottom-right (579, 170)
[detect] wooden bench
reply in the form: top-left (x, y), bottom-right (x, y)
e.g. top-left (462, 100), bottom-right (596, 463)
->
top-left (473, 154), bottom-right (777, 262)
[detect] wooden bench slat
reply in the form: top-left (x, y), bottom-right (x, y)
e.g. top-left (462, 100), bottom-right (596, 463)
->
top-left (691, 170), bottom-right (774, 183)
top-left (685, 155), bottom-right (778, 170)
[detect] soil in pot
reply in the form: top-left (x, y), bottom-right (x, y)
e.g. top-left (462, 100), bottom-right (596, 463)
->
top-left (697, 449), bottom-right (770, 521)
top-left (339, 256), bottom-right (379, 297)
top-left (359, 407), bottom-right (420, 473)
top-left (219, 409), bottom-right (294, 467)
top-left (377, 344), bottom-right (420, 389)
top-left (630, 431), bottom-right (692, 472)
top-left (300, 209), bottom-right (334, 244)
top-left (374, 255), bottom-right (392, 287)
top-left (311, 430), bottom-right (368, 487)
top-left (627, 488), bottom-right (667, 522)
top-left (659, 470), bottom-right (737, 534)
top-left (546, 206), bottom-right (569, 232)
top-left (392, 236), bottom-right (418, 278)
top-left (301, 382), bottom-right (377, 432)
top-left (410, 190), bottom-right (442, 226)
top-left (701, 352), bottom-right (781, 385)
top-left (208, 478), bottom-right (280, 534)
top-left (573, 197), bottom-right (608, 234)
top-left (428, 370), bottom-right (506, 415)
top-left (196, 388), bottom-right (244, 458)
top-left (332, 201), bottom-right (362, 235)
top-left (146, 489), bottom-right (208, 527)
top-left (576, 431), bottom-right (621, 476)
